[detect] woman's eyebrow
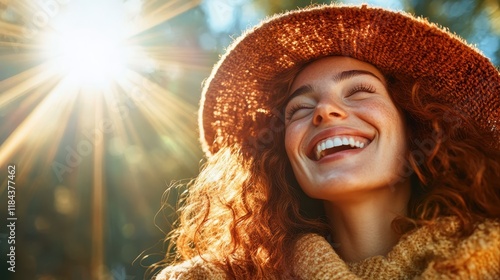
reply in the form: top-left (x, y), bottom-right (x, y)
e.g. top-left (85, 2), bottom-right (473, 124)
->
top-left (287, 69), bottom-right (382, 103)
top-left (286, 84), bottom-right (314, 104)
top-left (332, 69), bottom-right (383, 84)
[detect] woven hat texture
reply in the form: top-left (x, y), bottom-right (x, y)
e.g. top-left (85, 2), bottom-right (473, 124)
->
top-left (199, 4), bottom-right (500, 156)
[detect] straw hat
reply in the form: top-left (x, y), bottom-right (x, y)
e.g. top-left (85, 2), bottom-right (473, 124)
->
top-left (199, 4), bottom-right (500, 157)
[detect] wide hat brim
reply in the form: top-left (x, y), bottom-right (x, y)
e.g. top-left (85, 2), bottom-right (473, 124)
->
top-left (199, 4), bottom-right (500, 157)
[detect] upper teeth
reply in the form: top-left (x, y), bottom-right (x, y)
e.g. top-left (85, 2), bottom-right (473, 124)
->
top-left (315, 136), bottom-right (366, 160)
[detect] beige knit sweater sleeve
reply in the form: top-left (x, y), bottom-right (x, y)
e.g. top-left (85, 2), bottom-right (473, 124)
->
top-left (153, 235), bottom-right (362, 279)
top-left (154, 219), bottom-right (500, 279)
top-left (289, 219), bottom-right (500, 279)
top-left (417, 219), bottom-right (500, 279)
top-left (153, 235), bottom-right (357, 280)
top-left (154, 256), bottom-right (226, 280)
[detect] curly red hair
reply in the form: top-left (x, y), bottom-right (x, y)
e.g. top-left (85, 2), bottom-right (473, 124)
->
top-left (149, 67), bottom-right (500, 279)
top-left (388, 75), bottom-right (500, 234)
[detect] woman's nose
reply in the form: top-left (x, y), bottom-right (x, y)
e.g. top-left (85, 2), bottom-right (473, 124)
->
top-left (312, 101), bottom-right (348, 126)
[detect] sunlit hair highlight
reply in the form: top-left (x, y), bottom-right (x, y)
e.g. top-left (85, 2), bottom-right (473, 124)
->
top-left (152, 140), bottom-right (328, 278)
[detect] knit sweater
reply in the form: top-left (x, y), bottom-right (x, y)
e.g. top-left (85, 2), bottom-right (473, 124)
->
top-left (155, 217), bottom-right (500, 279)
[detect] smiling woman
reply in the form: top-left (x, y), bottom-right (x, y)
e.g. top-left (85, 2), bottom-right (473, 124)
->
top-left (283, 57), bottom-right (412, 263)
top-left (284, 57), bottom-right (408, 201)
top-left (154, 4), bottom-right (500, 279)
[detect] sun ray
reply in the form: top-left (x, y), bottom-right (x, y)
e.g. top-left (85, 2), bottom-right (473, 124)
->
top-left (129, 0), bottom-right (201, 37)
top-left (90, 95), bottom-right (105, 280)
top-left (117, 69), bottom-right (201, 159)
top-left (0, 74), bottom-right (81, 192)
top-left (0, 60), bottom-right (60, 108)
top-left (0, 0), bottom-right (211, 194)
top-left (0, 21), bottom-right (24, 36)
top-left (0, 0), bottom-right (213, 277)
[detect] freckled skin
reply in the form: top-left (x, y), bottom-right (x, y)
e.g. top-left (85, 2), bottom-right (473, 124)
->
top-left (284, 56), bottom-right (408, 202)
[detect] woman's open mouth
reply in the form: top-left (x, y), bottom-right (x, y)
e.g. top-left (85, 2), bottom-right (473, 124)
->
top-left (311, 135), bottom-right (371, 161)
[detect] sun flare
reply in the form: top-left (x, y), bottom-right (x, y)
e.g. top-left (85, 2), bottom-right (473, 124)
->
top-left (40, 1), bottom-right (136, 89)
top-left (47, 29), bottom-right (130, 87)
top-left (0, 0), bottom-right (205, 278)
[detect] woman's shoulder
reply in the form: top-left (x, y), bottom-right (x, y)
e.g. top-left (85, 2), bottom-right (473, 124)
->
top-left (154, 256), bottom-right (226, 280)
top-left (417, 217), bottom-right (500, 278)
top-left (348, 217), bottom-right (500, 279)
top-left (422, 217), bottom-right (500, 250)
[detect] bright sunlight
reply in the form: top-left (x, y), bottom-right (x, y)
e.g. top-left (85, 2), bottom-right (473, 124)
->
top-left (41, 1), bottom-right (134, 88)
top-left (48, 30), bottom-right (130, 87)
top-left (0, 0), bottom-right (204, 278)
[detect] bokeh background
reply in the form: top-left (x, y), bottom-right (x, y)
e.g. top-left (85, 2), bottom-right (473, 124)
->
top-left (0, 0), bottom-right (498, 279)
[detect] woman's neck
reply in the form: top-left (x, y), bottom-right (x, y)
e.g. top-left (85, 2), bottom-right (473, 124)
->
top-left (323, 181), bottom-right (411, 263)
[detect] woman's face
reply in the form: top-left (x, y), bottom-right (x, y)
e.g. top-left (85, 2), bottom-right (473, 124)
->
top-left (284, 56), bottom-right (408, 201)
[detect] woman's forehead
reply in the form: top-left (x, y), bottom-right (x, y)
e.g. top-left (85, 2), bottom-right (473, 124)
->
top-left (289, 56), bottom-right (386, 93)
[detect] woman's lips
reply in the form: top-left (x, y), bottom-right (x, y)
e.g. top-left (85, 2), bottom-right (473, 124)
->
top-left (313, 135), bottom-right (371, 160)
top-left (307, 127), bottom-right (373, 161)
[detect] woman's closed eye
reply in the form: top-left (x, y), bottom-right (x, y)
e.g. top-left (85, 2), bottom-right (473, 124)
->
top-left (346, 83), bottom-right (376, 98)
top-left (285, 103), bottom-right (314, 121)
